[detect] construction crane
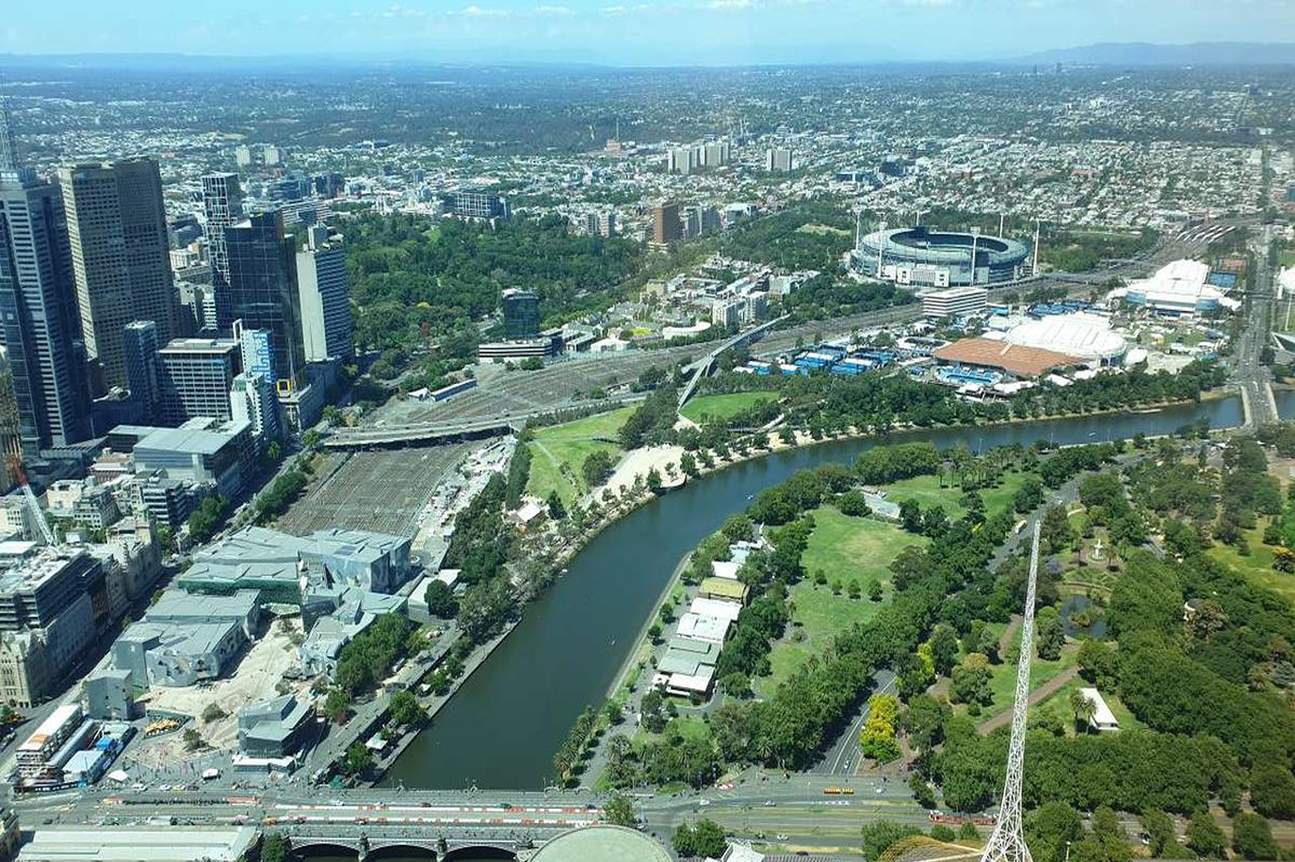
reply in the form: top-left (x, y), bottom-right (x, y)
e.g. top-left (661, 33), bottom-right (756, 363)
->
top-left (7, 454), bottom-right (56, 547)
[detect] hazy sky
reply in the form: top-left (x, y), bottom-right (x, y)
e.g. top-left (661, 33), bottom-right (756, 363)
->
top-left (1, 0), bottom-right (1293, 65)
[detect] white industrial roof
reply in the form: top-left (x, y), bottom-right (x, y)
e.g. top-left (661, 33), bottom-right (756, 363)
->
top-left (18, 827), bottom-right (258, 862)
top-left (1079, 687), bottom-right (1119, 729)
top-left (711, 560), bottom-right (740, 580)
top-left (676, 612), bottom-right (730, 644)
top-left (690, 596), bottom-right (742, 622)
top-left (1000, 313), bottom-right (1127, 361)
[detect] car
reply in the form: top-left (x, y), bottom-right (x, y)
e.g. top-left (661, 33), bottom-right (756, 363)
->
top-left (763, 800), bottom-right (777, 807)
top-left (698, 799), bottom-right (711, 807)
top-left (776, 834), bottom-right (789, 841)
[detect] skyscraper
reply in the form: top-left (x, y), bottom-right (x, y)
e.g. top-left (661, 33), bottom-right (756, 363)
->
top-left (0, 170), bottom-right (92, 453)
top-left (200, 173), bottom-right (244, 330)
top-left (652, 201), bottom-right (682, 245)
top-left (122, 321), bottom-right (161, 423)
top-left (0, 97), bottom-right (17, 172)
top-left (295, 226), bottom-right (353, 362)
top-left (156, 337), bottom-right (238, 425)
top-left (58, 159), bottom-right (180, 392)
top-left (501, 289), bottom-right (541, 341)
top-left (225, 212), bottom-right (305, 392)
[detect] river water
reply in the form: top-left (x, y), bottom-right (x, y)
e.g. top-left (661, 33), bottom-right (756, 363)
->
top-left (375, 396), bottom-right (1242, 796)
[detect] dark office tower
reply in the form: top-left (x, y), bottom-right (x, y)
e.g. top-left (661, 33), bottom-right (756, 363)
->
top-left (58, 159), bottom-right (180, 392)
top-left (652, 201), bottom-right (682, 245)
top-left (501, 289), bottom-right (541, 340)
top-left (0, 97), bottom-right (16, 171)
top-left (0, 170), bottom-right (92, 453)
top-left (200, 173), bottom-right (244, 329)
top-left (225, 211), bottom-right (305, 392)
top-left (122, 320), bottom-right (161, 423)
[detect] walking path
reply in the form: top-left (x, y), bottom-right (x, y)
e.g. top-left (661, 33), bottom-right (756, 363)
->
top-left (976, 667), bottom-right (1080, 734)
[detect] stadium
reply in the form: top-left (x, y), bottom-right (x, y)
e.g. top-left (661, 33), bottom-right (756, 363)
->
top-left (852, 225), bottom-right (1032, 287)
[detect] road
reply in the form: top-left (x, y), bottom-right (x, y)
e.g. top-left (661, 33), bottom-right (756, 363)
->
top-left (1235, 223), bottom-right (1279, 428)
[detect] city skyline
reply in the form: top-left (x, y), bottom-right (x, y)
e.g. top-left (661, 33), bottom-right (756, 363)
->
top-left (0, 0), bottom-right (1291, 66)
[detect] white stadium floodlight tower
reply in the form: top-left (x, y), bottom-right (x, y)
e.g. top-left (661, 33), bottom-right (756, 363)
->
top-left (980, 521), bottom-right (1042, 862)
top-left (1032, 220), bottom-right (1042, 277)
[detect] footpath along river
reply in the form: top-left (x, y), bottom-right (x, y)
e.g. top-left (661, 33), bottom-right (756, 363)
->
top-left (379, 396), bottom-right (1246, 794)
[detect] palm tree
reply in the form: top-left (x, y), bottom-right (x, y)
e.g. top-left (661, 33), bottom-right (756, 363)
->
top-left (1069, 689), bottom-right (1097, 732)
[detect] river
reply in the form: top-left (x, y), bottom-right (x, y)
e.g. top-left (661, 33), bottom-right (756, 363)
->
top-left (374, 396), bottom-right (1242, 796)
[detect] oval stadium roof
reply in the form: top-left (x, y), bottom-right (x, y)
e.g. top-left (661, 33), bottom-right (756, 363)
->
top-left (530, 825), bottom-right (673, 862)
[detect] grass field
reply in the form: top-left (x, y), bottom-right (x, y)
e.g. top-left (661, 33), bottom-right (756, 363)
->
top-left (1033, 676), bottom-right (1144, 735)
top-left (756, 506), bottom-right (925, 696)
top-left (1280, 249), bottom-right (1295, 269)
top-left (526, 407), bottom-right (634, 508)
top-left (1207, 523), bottom-right (1295, 606)
top-left (884, 470), bottom-right (1030, 521)
top-left (963, 644), bottom-right (1078, 722)
top-left (680, 392), bottom-right (776, 424)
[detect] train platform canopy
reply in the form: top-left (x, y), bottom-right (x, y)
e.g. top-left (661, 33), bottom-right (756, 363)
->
top-left (933, 337), bottom-right (1084, 379)
top-left (17, 826), bottom-right (258, 862)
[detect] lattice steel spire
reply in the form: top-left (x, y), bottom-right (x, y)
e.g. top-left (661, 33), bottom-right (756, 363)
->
top-left (979, 521), bottom-right (1042, 862)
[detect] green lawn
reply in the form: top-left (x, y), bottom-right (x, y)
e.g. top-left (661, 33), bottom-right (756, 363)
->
top-left (680, 392), bottom-right (776, 424)
top-left (884, 470), bottom-right (1031, 522)
top-left (756, 506), bottom-right (925, 696)
top-left (1207, 522), bottom-right (1295, 606)
top-left (1033, 676), bottom-right (1145, 735)
top-left (961, 643), bottom-right (1078, 722)
top-left (1280, 249), bottom-right (1295, 269)
top-left (795, 223), bottom-right (852, 237)
top-left (526, 407), bottom-right (634, 508)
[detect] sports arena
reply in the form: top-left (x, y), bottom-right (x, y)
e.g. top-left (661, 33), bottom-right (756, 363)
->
top-left (852, 225), bottom-right (1032, 287)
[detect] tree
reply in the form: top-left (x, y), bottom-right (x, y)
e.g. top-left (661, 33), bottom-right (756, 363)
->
top-left (675, 819), bottom-right (726, 859)
top-left (582, 450), bottom-right (616, 487)
top-left (900, 499), bottom-right (923, 533)
top-left (1140, 809), bottom-right (1177, 858)
top-left (547, 490), bottom-right (567, 520)
top-left (1232, 812), bottom-right (1277, 860)
top-left (1250, 763), bottom-right (1295, 819)
top-left (603, 794), bottom-right (637, 827)
top-left (951, 654), bottom-right (993, 705)
top-left (909, 773), bottom-right (937, 809)
top-left (201, 703), bottom-right (227, 723)
top-left (929, 625), bottom-right (960, 677)
top-left (1069, 688), bottom-right (1097, 732)
top-left (389, 689), bottom-right (427, 727)
top-left (261, 834), bottom-right (288, 862)
top-left (868, 579), bottom-right (884, 602)
top-left (840, 490), bottom-right (871, 517)
top-left (1026, 800), bottom-right (1083, 862)
top-left (1036, 607), bottom-right (1065, 661)
top-left (424, 579), bottom-right (458, 618)
top-left (1041, 505), bottom-right (1075, 555)
top-left (859, 694), bottom-right (901, 763)
top-left (1185, 810), bottom-right (1227, 859)
top-left (324, 687), bottom-right (350, 723)
top-left (343, 741), bottom-right (374, 776)
top-left (862, 821), bottom-right (922, 861)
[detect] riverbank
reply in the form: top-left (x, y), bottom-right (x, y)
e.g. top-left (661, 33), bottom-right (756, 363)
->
top-left (384, 395), bottom-right (1245, 789)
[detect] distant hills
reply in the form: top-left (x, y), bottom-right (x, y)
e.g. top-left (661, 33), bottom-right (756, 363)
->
top-left (1014, 42), bottom-right (1295, 67)
top-left (1, 42), bottom-right (1295, 72)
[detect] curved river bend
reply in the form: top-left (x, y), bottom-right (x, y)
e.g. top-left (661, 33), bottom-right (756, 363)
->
top-left (383, 397), bottom-right (1244, 792)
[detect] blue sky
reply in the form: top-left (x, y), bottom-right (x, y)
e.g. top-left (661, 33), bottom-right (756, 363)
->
top-left (2, 0), bottom-right (1293, 65)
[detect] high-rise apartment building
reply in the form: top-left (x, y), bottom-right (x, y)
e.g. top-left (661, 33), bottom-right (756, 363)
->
top-left (157, 338), bottom-right (239, 425)
top-left (122, 321), bottom-right (161, 423)
top-left (58, 159), bottom-right (179, 391)
top-left (0, 170), bottom-right (92, 452)
top-left (225, 212), bottom-right (305, 393)
top-left (766, 147), bottom-right (795, 173)
top-left (200, 173), bottom-right (244, 330)
top-left (230, 371), bottom-right (280, 445)
top-left (652, 201), bottom-right (683, 245)
top-left (295, 226), bottom-right (353, 362)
